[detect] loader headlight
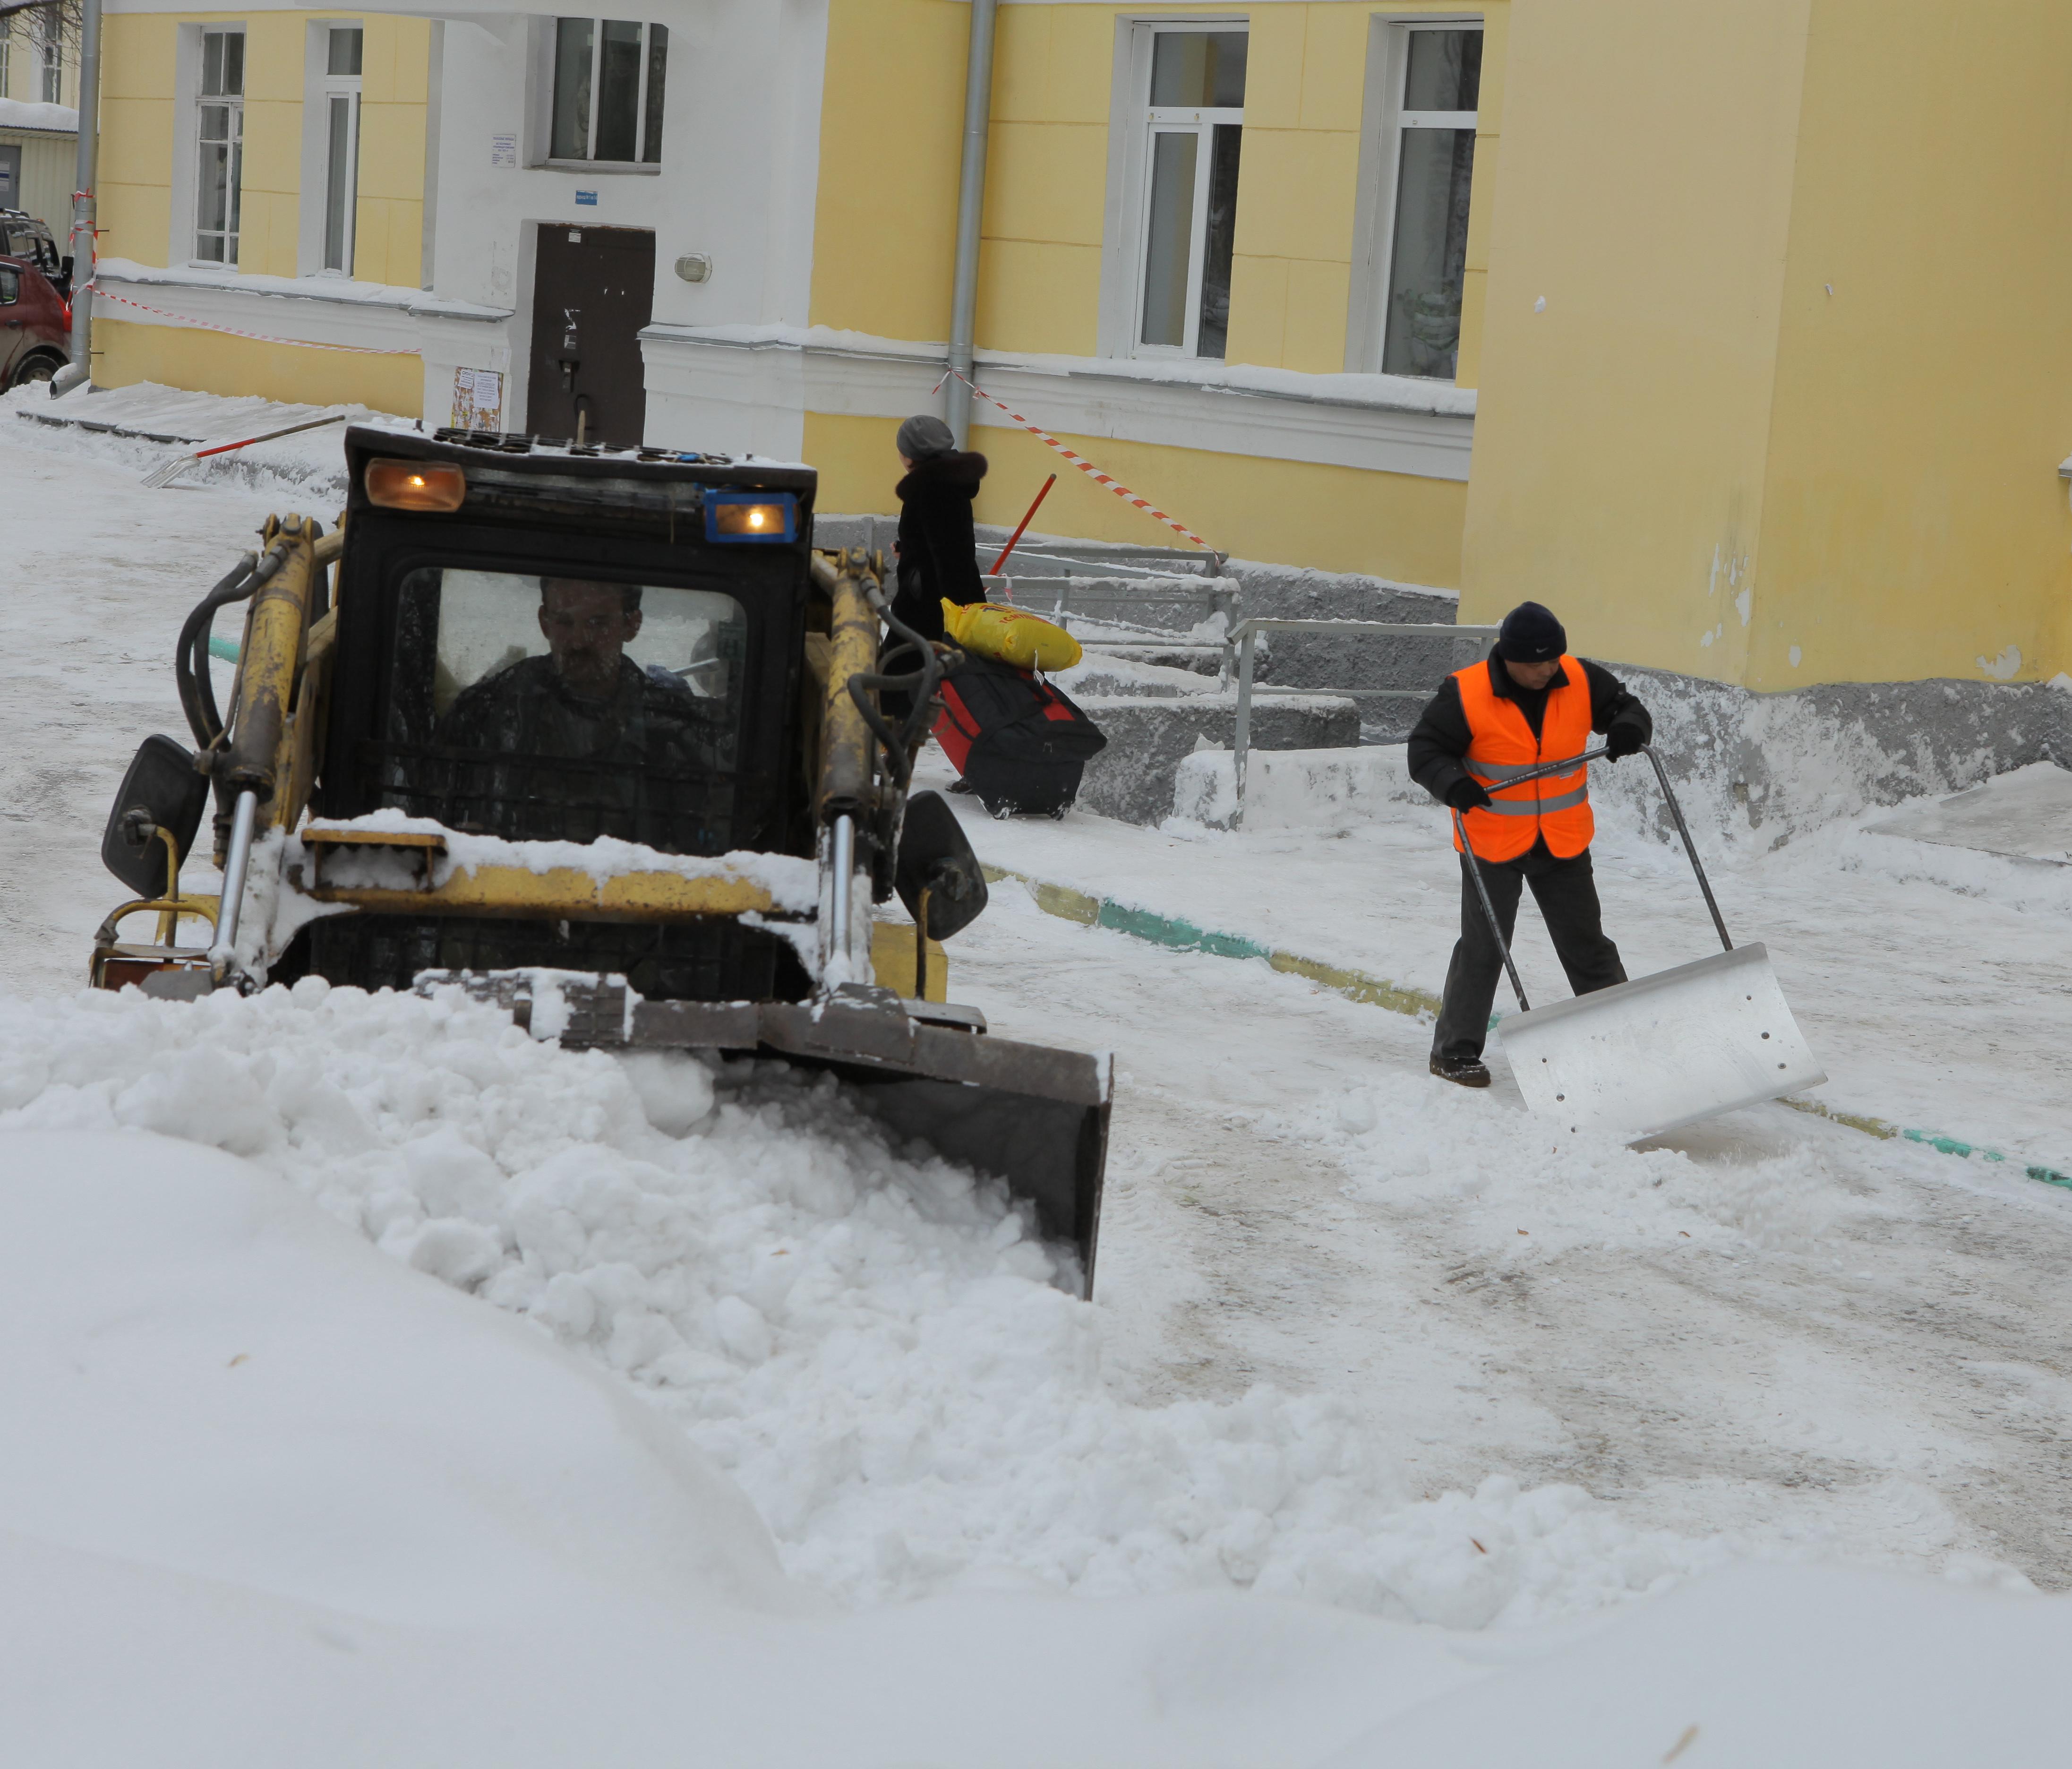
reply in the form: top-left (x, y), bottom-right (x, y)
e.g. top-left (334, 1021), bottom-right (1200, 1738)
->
top-left (366, 460), bottom-right (468, 512)
top-left (705, 491), bottom-right (796, 543)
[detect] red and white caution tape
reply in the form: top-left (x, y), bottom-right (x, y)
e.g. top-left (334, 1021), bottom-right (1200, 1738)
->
top-left (86, 283), bottom-right (422, 356)
top-left (943, 368), bottom-right (1218, 554)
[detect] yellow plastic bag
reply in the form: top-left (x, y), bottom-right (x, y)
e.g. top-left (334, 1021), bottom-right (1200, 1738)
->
top-left (941, 599), bottom-right (1083, 672)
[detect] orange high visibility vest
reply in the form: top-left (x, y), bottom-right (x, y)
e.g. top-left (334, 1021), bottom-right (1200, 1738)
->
top-left (1450, 656), bottom-right (1596, 861)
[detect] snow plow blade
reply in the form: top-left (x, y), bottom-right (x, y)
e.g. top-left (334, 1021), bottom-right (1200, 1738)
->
top-left (460, 976), bottom-right (1111, 1294)
top-left (1498, 942), bottom-right (1825, 1142)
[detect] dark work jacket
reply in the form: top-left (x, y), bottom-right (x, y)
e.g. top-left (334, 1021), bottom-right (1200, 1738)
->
top-left (890, 451), bottom-right (988, 643)
top-left (1407, 655), bottom-right (1652, 810)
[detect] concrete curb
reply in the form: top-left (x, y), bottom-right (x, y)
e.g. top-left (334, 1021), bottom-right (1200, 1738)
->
top-left (982, 865), bottom-right (1440, 1019)
top-left (984, 863), bottom-right (2072, 1193)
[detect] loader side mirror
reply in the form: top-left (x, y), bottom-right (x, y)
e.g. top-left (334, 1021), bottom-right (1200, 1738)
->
top-left (896, 791), bottom-right (988, 940)
top-left (101, 735), bottom-right (210, 897)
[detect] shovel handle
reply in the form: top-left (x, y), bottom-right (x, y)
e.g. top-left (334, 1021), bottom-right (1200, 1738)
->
top-left (1453, 808), bottom-right (1533, 1015)
top-left (1642, 747), bottom-right (1734, 952)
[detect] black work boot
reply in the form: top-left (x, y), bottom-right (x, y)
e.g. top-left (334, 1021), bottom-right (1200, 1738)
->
top-left (1429, 1053), bottom-right (1492, 1089)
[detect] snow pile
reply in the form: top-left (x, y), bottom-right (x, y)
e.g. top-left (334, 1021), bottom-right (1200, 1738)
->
top-left (290, 811), bottom-right (821, 908)
top-left (1298, 1068), bottom-right (1841, 1264)
top-left (0, 982), bottom-right (1743, 1629)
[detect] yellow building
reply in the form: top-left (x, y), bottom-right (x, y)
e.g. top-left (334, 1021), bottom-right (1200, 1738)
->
top-left (73, 2), bottom-right (2072, 696)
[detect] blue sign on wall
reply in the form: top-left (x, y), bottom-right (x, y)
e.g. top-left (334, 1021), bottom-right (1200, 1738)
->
top-left (574, 190), bottom-right (599, 207)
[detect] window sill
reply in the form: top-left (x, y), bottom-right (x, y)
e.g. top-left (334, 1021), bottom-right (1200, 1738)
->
top-left (535, 159), bottom-right (661, 177)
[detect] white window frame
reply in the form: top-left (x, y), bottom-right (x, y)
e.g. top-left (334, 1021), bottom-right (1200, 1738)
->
top-left (192, 26), bottom-right (246, 268)
top-left (538, 16), bottom-right (666, 172)
top-left (1097, 15), bottom-right (1249, 362)
top-left (1346, 14), bottom-right (1482, 378)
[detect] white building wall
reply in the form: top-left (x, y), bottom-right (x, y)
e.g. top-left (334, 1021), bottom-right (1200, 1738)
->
top-left (420, 0), bottom-right (829, 452)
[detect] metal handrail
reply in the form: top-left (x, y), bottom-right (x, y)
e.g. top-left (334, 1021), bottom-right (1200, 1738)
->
top-left (1230, 618), bottom-right (1501, 819)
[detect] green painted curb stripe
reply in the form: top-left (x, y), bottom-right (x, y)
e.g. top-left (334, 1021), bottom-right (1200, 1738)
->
top-left (1778, 1095), bottom-right (2072, 1187)
top-left (983, 864), bottom-right (1442, 1019)
top-left (985, 864), bottom-right (2070, 1191)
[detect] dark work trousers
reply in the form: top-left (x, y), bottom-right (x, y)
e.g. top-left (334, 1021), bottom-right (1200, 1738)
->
top-left (1431, 842), bottom-right (1627, 1061)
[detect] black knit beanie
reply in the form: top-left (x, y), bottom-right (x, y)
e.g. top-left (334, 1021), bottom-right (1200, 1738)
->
top-left (1495, 601), bottom-right (1567, 663)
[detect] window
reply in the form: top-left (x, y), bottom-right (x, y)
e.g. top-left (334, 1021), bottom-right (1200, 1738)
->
top-left (195, 28), bottom-right (245, 266)
top-left (1133, 26), bottom-right (1245, 359)
top-left (36, 7), bottom-right (61, 104)
top-left (1380, 26), bottom-right (1480, 380)
top-left (0, 268), bottom-right (18, 305)
top-left (320, 27), bottom-right (362, 275)
top-left (378, 567), bottom-right (746, 852)
top-left (549, 18), bottom-right (667, 165)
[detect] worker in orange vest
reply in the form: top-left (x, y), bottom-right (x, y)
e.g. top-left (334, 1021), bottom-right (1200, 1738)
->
top-left (1408, 601), bottom-right (1653, 1088)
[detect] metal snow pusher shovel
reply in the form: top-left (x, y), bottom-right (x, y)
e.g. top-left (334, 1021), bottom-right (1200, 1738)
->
top-left (1454, 746), bottom-right (1825, 1141)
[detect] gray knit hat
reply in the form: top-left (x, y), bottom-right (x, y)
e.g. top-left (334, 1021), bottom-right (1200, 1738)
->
top-left (896, 412), bottom-right (956, 460)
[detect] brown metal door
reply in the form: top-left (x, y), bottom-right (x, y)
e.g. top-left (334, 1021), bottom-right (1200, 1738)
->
top-left (526, 224), bottom-right (655, 446)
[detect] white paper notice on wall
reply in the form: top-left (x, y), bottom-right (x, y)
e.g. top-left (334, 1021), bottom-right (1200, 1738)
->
top-left (491, 133), bottom-right (517, 169)
top-left (452, 367), bottom-right (505, 431)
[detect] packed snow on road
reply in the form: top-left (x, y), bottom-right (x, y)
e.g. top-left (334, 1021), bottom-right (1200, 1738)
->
top-left (3, 387), bottom-right (2070, 1764)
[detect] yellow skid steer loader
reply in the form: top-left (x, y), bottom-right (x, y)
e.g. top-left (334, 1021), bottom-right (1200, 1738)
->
top-left (88, 427), bottom-right (1110, 1289)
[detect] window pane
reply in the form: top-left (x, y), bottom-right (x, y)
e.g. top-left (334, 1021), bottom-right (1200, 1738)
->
top-left (198, 143), bottom-right (228, 231)
top-left (382, 568), bottom-right (750, 852)
top-left (1383, 128), bottom-right (1475, 379)
top-left (227, 135), bottom-right (243, 235)
top-left (1140, 129), bottom-right (1198, 348)
top-left (1150, 30), bottom-right (1247, 108)
top-left (1403, 29), bottom-right (1481, 112)
top-left (551, 18), bottom-right (593, 160)
top-left (325, 95), bottom-right (353, 271)
top-left (328, 27), bottom-right (363, 78)
top-left (222, 30), bottom-right (245, 97)
top-left (594, 19), bottom-right (642, 162)
top-left (642, 23), bottom-right (668, 164)
top-left (1195, 123), bottom-right (1241, 360)
top-left (201, 31), bottom-right (223, 97)
top-left (0, 269), bottom-right (18, 304)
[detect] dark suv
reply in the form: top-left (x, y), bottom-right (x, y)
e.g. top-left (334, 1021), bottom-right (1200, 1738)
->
top-left (0, 209), bottom-right (69, 389)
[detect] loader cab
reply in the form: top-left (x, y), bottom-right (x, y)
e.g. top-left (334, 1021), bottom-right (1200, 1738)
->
top-left (287, 427), bottom-right (822, 1001)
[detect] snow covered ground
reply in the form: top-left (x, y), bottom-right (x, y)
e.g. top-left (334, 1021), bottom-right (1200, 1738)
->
top-left (5, 386), bottom-right (2072, 1761)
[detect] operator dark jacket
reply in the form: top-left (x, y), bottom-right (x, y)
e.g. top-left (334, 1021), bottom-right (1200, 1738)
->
top-left (1407, 654), bottom-right (1652, 809)
top-left (890, 450), bottom-right (989, 644)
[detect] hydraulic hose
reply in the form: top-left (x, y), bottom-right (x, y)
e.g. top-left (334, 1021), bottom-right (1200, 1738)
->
top-left (175, 543), bottom-right (288, 749)
top-left (848, 586), bottom-right (956, 792)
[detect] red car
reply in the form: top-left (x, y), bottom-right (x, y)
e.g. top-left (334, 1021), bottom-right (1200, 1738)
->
top-left (0, 209), bottom-right (70, 389)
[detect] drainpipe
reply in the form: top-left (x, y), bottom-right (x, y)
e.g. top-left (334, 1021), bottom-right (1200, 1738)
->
top-left (51, 0), bottom-right (103, 397)
top-left (944, 0), bottom-right (997, 448)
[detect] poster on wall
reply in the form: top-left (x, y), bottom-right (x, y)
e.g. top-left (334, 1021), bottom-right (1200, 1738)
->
top-left (451, 367), bottom-right (505, 432)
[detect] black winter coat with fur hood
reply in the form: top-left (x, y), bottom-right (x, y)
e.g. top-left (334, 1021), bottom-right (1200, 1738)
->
top-left (891, 450), bottom-right (988, 643)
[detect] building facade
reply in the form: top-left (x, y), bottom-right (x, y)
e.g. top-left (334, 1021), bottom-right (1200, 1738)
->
top-left (1, 3), bottom-right (82, 231)
top-left (78, 1), bottom-right (2072, 693)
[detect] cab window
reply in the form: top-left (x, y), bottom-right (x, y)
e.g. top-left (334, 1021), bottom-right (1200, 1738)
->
top-left (373, 566), bottom-right (750, 854)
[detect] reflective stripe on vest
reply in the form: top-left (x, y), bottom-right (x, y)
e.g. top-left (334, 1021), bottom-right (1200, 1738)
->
top-left (1451, 656), bottom-right (1597, 862)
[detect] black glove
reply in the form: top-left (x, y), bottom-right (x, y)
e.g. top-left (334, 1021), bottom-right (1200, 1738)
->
top-left (1445, 776), bottom-right (1493, 813)
top-left (1605, 722), bottom-right (1646, 761)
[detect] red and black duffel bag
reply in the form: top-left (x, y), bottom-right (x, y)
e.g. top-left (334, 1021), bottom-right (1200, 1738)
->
top-left (933, 654), bottom-right (1107, 817)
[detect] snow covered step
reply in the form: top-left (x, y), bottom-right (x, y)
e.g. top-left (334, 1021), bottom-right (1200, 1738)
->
top-left (1867, 761), bottom-right (2072, 867)
top-left (1173, 743), bottom-right (1432, 831)
top-left (17, 380), bottom-right (347, 447)
top-left (1073, 694), bottom-right (1359, 825)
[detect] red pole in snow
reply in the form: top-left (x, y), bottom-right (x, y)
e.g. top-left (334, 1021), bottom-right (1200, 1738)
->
top-left (990, 473), bottom-right (1057, 575)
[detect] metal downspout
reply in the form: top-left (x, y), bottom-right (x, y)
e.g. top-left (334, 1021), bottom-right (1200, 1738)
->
top-left (51, 0), bottom-right (103, 398)
top-left (944, 0), bottom-right (998, 448)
